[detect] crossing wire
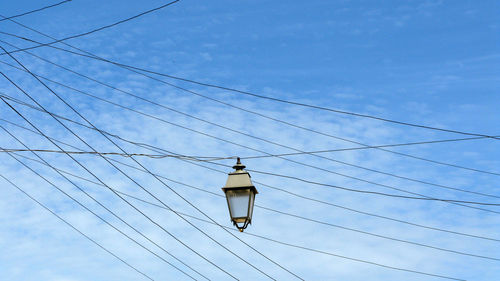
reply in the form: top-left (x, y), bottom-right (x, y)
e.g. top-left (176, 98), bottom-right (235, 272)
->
top-left (0, 0), bottom-right (72, 22)
top-left (2, 134), bottom-right (500, 165)
top-left (0, 57), bottom-right (497, 211)
top-left (0, 47), bottom-right (300, 281)
top-left (2, 92), bottom-right (498, 208)
top-left (3, 112), bottom-right (500, 242)
top-left (0, 27), bottom-right (496, 141)
top-left (0, 174), bottom-right (155, 281)
top-left (10, 147), bottom-right (500, 262)
top-left (2, 15), bottom-right (499, 178)
top-left (1, 32), bottom-right (498, 179)
top-left (0, 0), bottom-right (180, 54)
top-left (132, 201), bottom-right (468, 281)
top-left (0, 42), bottom-right (498, 201)
top-left (3, 144), bottom-right (500, 205)
top-left (0, 95), bottom-right (238, 280)
top-left (0, 169), bottom-right (466, 281)
top-left (0, 125), bottom-right (208, 281)
top-left (0, 82), bottom-right (240, 279)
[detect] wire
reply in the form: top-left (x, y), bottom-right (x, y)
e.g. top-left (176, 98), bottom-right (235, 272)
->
top-left (0, 83), bottom-right (238, 278)
top-left (239, 232), bottom-right (465, 281)
top-left (0, 48), bottom-right (294, 281)
top-left (0, 28), bottom-right (496, 141)
top-left (128, 75), bottom-right (500, 140)
top-left (148, 206), bottom-right (468, 281)
top-left (1, 42), bottom-right (498, 207)
top-left (1, 58), bottom-right (497, 211)
top-left (4, 92), bottom-right (499, 210)
top-left (0, 147), bottom-right (223, 160)
top-left (0, 1), bottom-right (180, 54)
top-left (0, 43), bottom-right (498, 202)
top-left (0, 0), bottom-right (72, 22)
top-left (2, 21), bottom-right (499, 179)
top-left (0, 174), bottom-right (155, 281)
top-left (4, 114), bottom-right (499, 243)
top-left (0, 13), bottom-right (496, 278)
top-left (2, 87), bottom-right (498, 212)
top-left (0, 33), bottom-right (497, 179)
top-left (0, 170), bottom-right (467, 281)
top-left (0, 126), bottom-right (206, 281)
top-left (1, 131), bottom-right (498, 162)
top-left (2, 90), bottom-right (500, 209)
top-left (13, 148), bottom-right (500, 262)
top-left (2, 145), bottom-right (500, 206)
top-left (114, 195), bottom-right (472, 281)
top-left (245, 167), bottom-right (500, 206)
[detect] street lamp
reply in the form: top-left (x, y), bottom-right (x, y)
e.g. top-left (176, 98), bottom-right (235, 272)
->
top-left (222, 157), bottom-right (258, 232)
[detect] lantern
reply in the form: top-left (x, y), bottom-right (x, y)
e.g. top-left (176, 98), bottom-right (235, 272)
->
top-left (222, 157), bottom-right (258, 232)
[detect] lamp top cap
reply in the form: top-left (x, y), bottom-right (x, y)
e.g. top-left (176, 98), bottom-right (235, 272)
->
top-left (232, 157), bottom-right (246, 171)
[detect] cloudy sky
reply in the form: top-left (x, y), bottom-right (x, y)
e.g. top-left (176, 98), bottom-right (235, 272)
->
top-left (0, 0), bottom-right (499, 280)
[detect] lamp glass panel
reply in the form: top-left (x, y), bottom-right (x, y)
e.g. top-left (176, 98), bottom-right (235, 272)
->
top-left (226, 189), bottom-right (250, 219)
top-left (248, 191), bottom-right (255, 220)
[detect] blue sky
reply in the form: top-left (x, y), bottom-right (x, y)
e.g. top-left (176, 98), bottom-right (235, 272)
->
top-left (0, 0), bottom-right (499, 280)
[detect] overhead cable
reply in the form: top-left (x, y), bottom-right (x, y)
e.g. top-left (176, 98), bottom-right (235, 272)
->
top-left (3, 145), bottom-right (499, 206)
top-left (0, 0), bottom-right (72, 22)
top-left (2, 93), bottom-right (499, 211)
top-left (3, 115), bottom-right (499, 242)
top-left (0, 147), bottom-right (222, 160)
top-left (0, 172), bottom-right (466, 281)
top-left (0, 59), bottom-right (497, 210)
top-left (0, 174), bottom-right (155, 281)
top-left (0, 44), bottom-right (497, 201)
top-left (137, 201), bottom-right (470, 281)
top-left (2, 133), bottom-right (499, 163)
top-left (0, 48), bottom-right (297, 281)
top-left (2, 83), bottom-right (498, 213)
top-left (0, 0), bottom-right (180, 54)
top-left (0, 88), bottom-right (238, 278)
top-left (72, 178), bottom-right (473, 281)
top-left (0, 30), bottom-right (496, 141)
top-left (0, 126), bottom-right (207, 281)
top-left (12, 148), bottom-right (500, 262)
top-left (0, 32), bottom-right (497, 178)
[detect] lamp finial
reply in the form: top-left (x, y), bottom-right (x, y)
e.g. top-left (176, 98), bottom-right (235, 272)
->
top-left (232, 157), bottom-right (246, 171)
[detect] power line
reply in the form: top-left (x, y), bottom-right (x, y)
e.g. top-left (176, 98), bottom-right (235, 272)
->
top-left (0, 83), bottom-right (239, 279)
top-left (2, 44), bottom-right (499, 209)
top-left (3, 146), bottom-right (500, 206)
top-left (0, 126), bottom-right (207, 281)
top-left (110, 192), bottom-right (472, 281)
top-left (3, 90), bottom-right (499, 214)
top-left (0, 29), bottom-right (496, 141)
top-left (0, 147), bottom-right (223, 160)
top-left (0, 167), bottom-right (468, 281)
top-left (144, 205), bottom-right (468, 281)
top-left (245, 167), bottom-right (500, 206)
top-left (2, 90), bottom-right (499, 213)
top-left (1, 58), bottom-right (497, 211)
top-left (1, 131), bottom-right (498, 163)
top-left (0, 34), bottom-right (497, 180)
top-left (0, 174), bottom-right (155, 281)
top-left (13, 148), bottom-right (500, 262)
top-left (0, 47), bottom-right (297, 281)
top-left (1, 88), bottom-right (482, 280)
top-left (0, 0), bottom-right (180, 54)
top-left (0, 44), bottom-right (498, 202)
top-left (239, 231), bottom-right (465, 281)
top-left (1, 22), bottom-right (498, 179)
top-left (4, 114), bottom-right (499, 242)
top-left (0, 0), bottom-right (72, 22)
top-left (0, 8), bottom-right (492, 278)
